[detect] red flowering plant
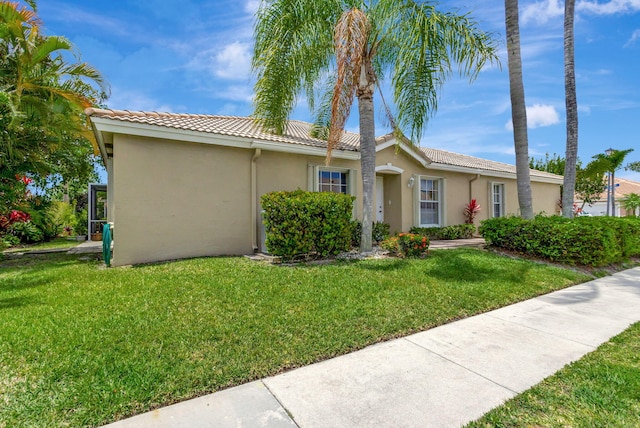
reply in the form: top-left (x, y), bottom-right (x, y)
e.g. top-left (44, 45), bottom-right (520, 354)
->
top-left (397, 233), bottom-right (429, 258)
top-left (464, 199), bottom-right (481, 224)
top-left (0, 174), bottom-right (33, 234)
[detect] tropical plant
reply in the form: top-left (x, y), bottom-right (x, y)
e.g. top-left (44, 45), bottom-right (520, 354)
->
top-left (586, 148), bottom-right (634, 216)
top-left (505, 0), bottom-right (533, 219)
top-left (562, 0), bottom-right (578, 218)
top-left (252, 0), bottom-right (499, 252)
top-left (623, 193), bottom-right (640, 216)
top-left (464, 199), bottom-right (481, 224)
top-left (0, 0), bottom-right (107, 206)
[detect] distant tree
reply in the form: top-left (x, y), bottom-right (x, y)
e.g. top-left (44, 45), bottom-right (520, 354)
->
top-left (530, 153), bottom-right (605, 210)
top-left (586, 148), bottom-right (634, 216)
top-left (623, 193), bottom-right (640, 216)
top-left (562, 0), bottom-right (578, 219)
top-left (626, 161), bottom-right (640, 172)
top-left (505, 0), bottom-right (533, 219)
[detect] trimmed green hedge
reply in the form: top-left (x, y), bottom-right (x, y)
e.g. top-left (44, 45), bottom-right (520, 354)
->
top-left (479, 215), bottom-right (640, 267)
top-left (409, 224), bottom-right (475, 240)
top-left (261, 190), bottom-right (354, 260)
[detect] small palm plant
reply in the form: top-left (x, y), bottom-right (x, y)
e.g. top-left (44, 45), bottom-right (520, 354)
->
top-left (623, 193), bottom-right (640, 216)
top-left (464, 199), bottom-right (481, 224)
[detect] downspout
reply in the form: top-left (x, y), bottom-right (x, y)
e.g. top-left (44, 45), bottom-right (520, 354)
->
top-left (469, 173), bottom-right (481, 201)
top-left (251, 148), bottom-right (262, 251)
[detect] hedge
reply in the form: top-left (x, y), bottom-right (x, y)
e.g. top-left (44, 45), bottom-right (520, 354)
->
top-left (261, 190), bottom-right (354, 260)
top-left (409, 224), bottom-right (475, 240)
top-left (479, 215), bottom-right (640, 267)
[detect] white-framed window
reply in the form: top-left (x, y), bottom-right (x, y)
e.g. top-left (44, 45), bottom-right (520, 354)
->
top-left (309, 165), bottom-right (356, 197)
top-left (419, 177), bottom-right (442, 227)
top-left (491, 183), bottom-right (505, 218)
top-left (319, 169), bottom-right (348, 194)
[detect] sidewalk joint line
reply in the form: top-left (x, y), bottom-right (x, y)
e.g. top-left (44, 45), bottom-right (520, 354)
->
top-left (261, 380), bottom-right (301, 428)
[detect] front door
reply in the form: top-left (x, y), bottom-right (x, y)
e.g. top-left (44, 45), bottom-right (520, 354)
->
top-left (376, 176), bottom-right (384, 222)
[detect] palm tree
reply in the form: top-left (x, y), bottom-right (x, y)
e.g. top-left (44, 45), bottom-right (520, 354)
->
top-left (623, 193), bottom-right (640, 217)
top-left (504, 0), bottom-right (533, 219)
top-left (562, 0), bottom-right (578, 218)
top-left (252, 0), bottom-right (499, 251)
top-left (586, 148), bottom-right (634, 216)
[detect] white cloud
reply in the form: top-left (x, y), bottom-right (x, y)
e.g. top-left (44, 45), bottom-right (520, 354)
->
top-left (577, 0), bottom-right (640, 15)
top-left (624, 29), bottom-right (640, 46)
top-left (505, 104), bottom-right (561, 130)
top-left (213, 42), bottom-right (252, 80)
top-left (106, 89), bottom-right (179, 113)
top-left (522, 0), bottom-right (564, 25)
top-left (244, 0), bottom-right (260, 14)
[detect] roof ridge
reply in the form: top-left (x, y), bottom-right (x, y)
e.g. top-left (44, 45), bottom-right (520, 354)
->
top-left (84, 108), bottom-right (252, 121)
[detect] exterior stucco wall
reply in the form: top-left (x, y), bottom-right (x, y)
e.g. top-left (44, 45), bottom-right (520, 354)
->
top-left (109, 134), bottom-right (562, 265)
top-left (112, 135), bottom-right (253, 266)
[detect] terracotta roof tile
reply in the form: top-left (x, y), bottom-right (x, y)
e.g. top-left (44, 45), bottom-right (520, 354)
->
top-left (85, 108), bottom-right (360, 152)
top-left (596, 177), bottom-right (640, 200)
top-left (86, 108), bottom-right (563, 181)
top-left (420, 147), bottom-right (563, 180)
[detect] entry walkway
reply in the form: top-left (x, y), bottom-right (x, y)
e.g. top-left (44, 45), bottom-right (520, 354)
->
top-left (104, 267), bottom-right (640, 428)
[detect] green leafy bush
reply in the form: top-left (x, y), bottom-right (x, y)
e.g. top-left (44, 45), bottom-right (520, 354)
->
top-left (397, 233), bottom-right (429, 258)
top-left (379, 236), bottom-right (399, 254)
top-left (409, 224), bottom-right (475, 240)
top-left (9, 221), bottom-right (44, 243)
top-left (479, 215), bottom-right (640, 267)
top-left (261, 190), bottom-right (354, 260)
top-left (350, 220), bottom-right (391, 247)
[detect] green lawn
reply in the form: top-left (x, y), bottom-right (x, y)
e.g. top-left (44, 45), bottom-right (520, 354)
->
top-left (2, 237), bottom-right (81, 253)
top-left (468, 322), bottom-right (640, 428)
top-left (0, 249), bottom-right (589, 427)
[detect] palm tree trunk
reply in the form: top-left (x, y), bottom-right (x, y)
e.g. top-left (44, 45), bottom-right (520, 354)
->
top-left (357, 60), bottom-right (376, 252)
top-left (505, 0), bottom-right (534, 219)
top-left (562, 0), bottom-right (578, 218)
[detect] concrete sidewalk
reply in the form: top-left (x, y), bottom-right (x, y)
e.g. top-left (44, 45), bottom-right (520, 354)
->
top-left (105, 267), bottom-right (640, 428)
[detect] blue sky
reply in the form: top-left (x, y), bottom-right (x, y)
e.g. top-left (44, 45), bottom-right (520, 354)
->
top-left (38, 0), bottom-right (640, 181)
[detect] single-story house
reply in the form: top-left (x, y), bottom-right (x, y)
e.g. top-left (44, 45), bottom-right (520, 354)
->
top-left (579, 177), bottom-right (640, 217)
top-left (86, 108), bottom-right (563, 266)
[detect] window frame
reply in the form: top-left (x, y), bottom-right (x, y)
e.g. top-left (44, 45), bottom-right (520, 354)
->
top-left (490, 182), bottom-right (506, 218)
top-left (417, 175), bottom-right (444, 228)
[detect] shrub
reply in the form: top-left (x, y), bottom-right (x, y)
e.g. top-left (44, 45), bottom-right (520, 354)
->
top-left (409, 224), bottom-right (475, 240)
top-left (261, 190), bottom-right (354, 260)
top-left (379, 236), bottom-right (399, 254)
top-left (479, 215), bottom-right (640, 267)
top-left (397, 233), bottom-right (429, 258)
top-left (350, 220), bottom-right (391, 247)
top-left (464, 199), bottom-right (481, 224)
top-left (9, 221), bottom-right (44, 244)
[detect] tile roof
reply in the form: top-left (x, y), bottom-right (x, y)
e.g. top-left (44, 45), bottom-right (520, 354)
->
top-left (86, 109), bottom-right (563, 181)
top-left (420, 147), bottom-right (563, 180)
top-left (596, 177), bottom-right (640, 200)
top-left (85, 108), bottom-right (361, 152)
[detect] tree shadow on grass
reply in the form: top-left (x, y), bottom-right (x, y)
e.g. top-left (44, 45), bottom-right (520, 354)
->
top-left (419, 249), bottom-right (534, 284)
top-left (0, 296), bottom-right (38, 310)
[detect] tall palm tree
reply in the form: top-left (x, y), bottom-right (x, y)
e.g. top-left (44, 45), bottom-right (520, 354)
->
top-left (505, 0), bottom-right (533, 219)
top-left (562, 0), bottom-right (578, 218)
top-left (252, 0), bottom-right (499, 251)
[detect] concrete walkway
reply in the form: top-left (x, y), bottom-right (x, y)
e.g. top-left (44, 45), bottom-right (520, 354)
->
top-left (104, 267), bottom-right (640, 428)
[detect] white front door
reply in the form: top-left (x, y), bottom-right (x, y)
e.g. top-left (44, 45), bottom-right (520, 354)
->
top-left (376, 176), bottom-right (384, 222)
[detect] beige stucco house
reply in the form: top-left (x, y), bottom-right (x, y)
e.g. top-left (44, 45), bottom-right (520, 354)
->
top-left (87, 108), bottom-right (563, 266)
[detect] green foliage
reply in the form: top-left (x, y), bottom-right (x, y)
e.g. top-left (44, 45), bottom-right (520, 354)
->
top-left (409, 224), bottom-right (475, 240)
top-left (397, 233), bottom-right (429, 257)
top-left (51, 201), bottom-right (76, 233)
top-left (480, 216), bottom-right (640, 267)
top-left (261, 190), bottom-right (354, 260)
top-left (379, 235), bottom-right (399, 253)
top-left (349, 220), bottom-right (391, 247)
top-left (8, 221), bottom-right (43, 243)
top-left (24, 197), bottom-right (59, 241)
top-left (74, 208), bottom-right (88, 235)
top-left (529, 153), bottom-right (569, 175)
top-left (623, 193), bottom-right (640, 216)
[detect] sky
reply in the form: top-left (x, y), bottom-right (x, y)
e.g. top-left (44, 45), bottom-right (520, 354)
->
top-left (37, 0), bottom-right (640, 182)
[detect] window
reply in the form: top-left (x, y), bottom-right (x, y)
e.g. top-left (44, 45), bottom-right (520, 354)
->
top-left (492, 183), bottom-right (505, 218)
top-left (319, 169), bottom-right (348, 194)
top-left (419, 177), bottom-right (441, 226)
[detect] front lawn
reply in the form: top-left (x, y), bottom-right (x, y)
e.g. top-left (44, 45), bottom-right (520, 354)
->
top-left (2, 237), bottom-right (81, 253)
top-left (0, 249), bottom-right (589, 427)
top-left (468, 321), bottom-right (640, 427)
